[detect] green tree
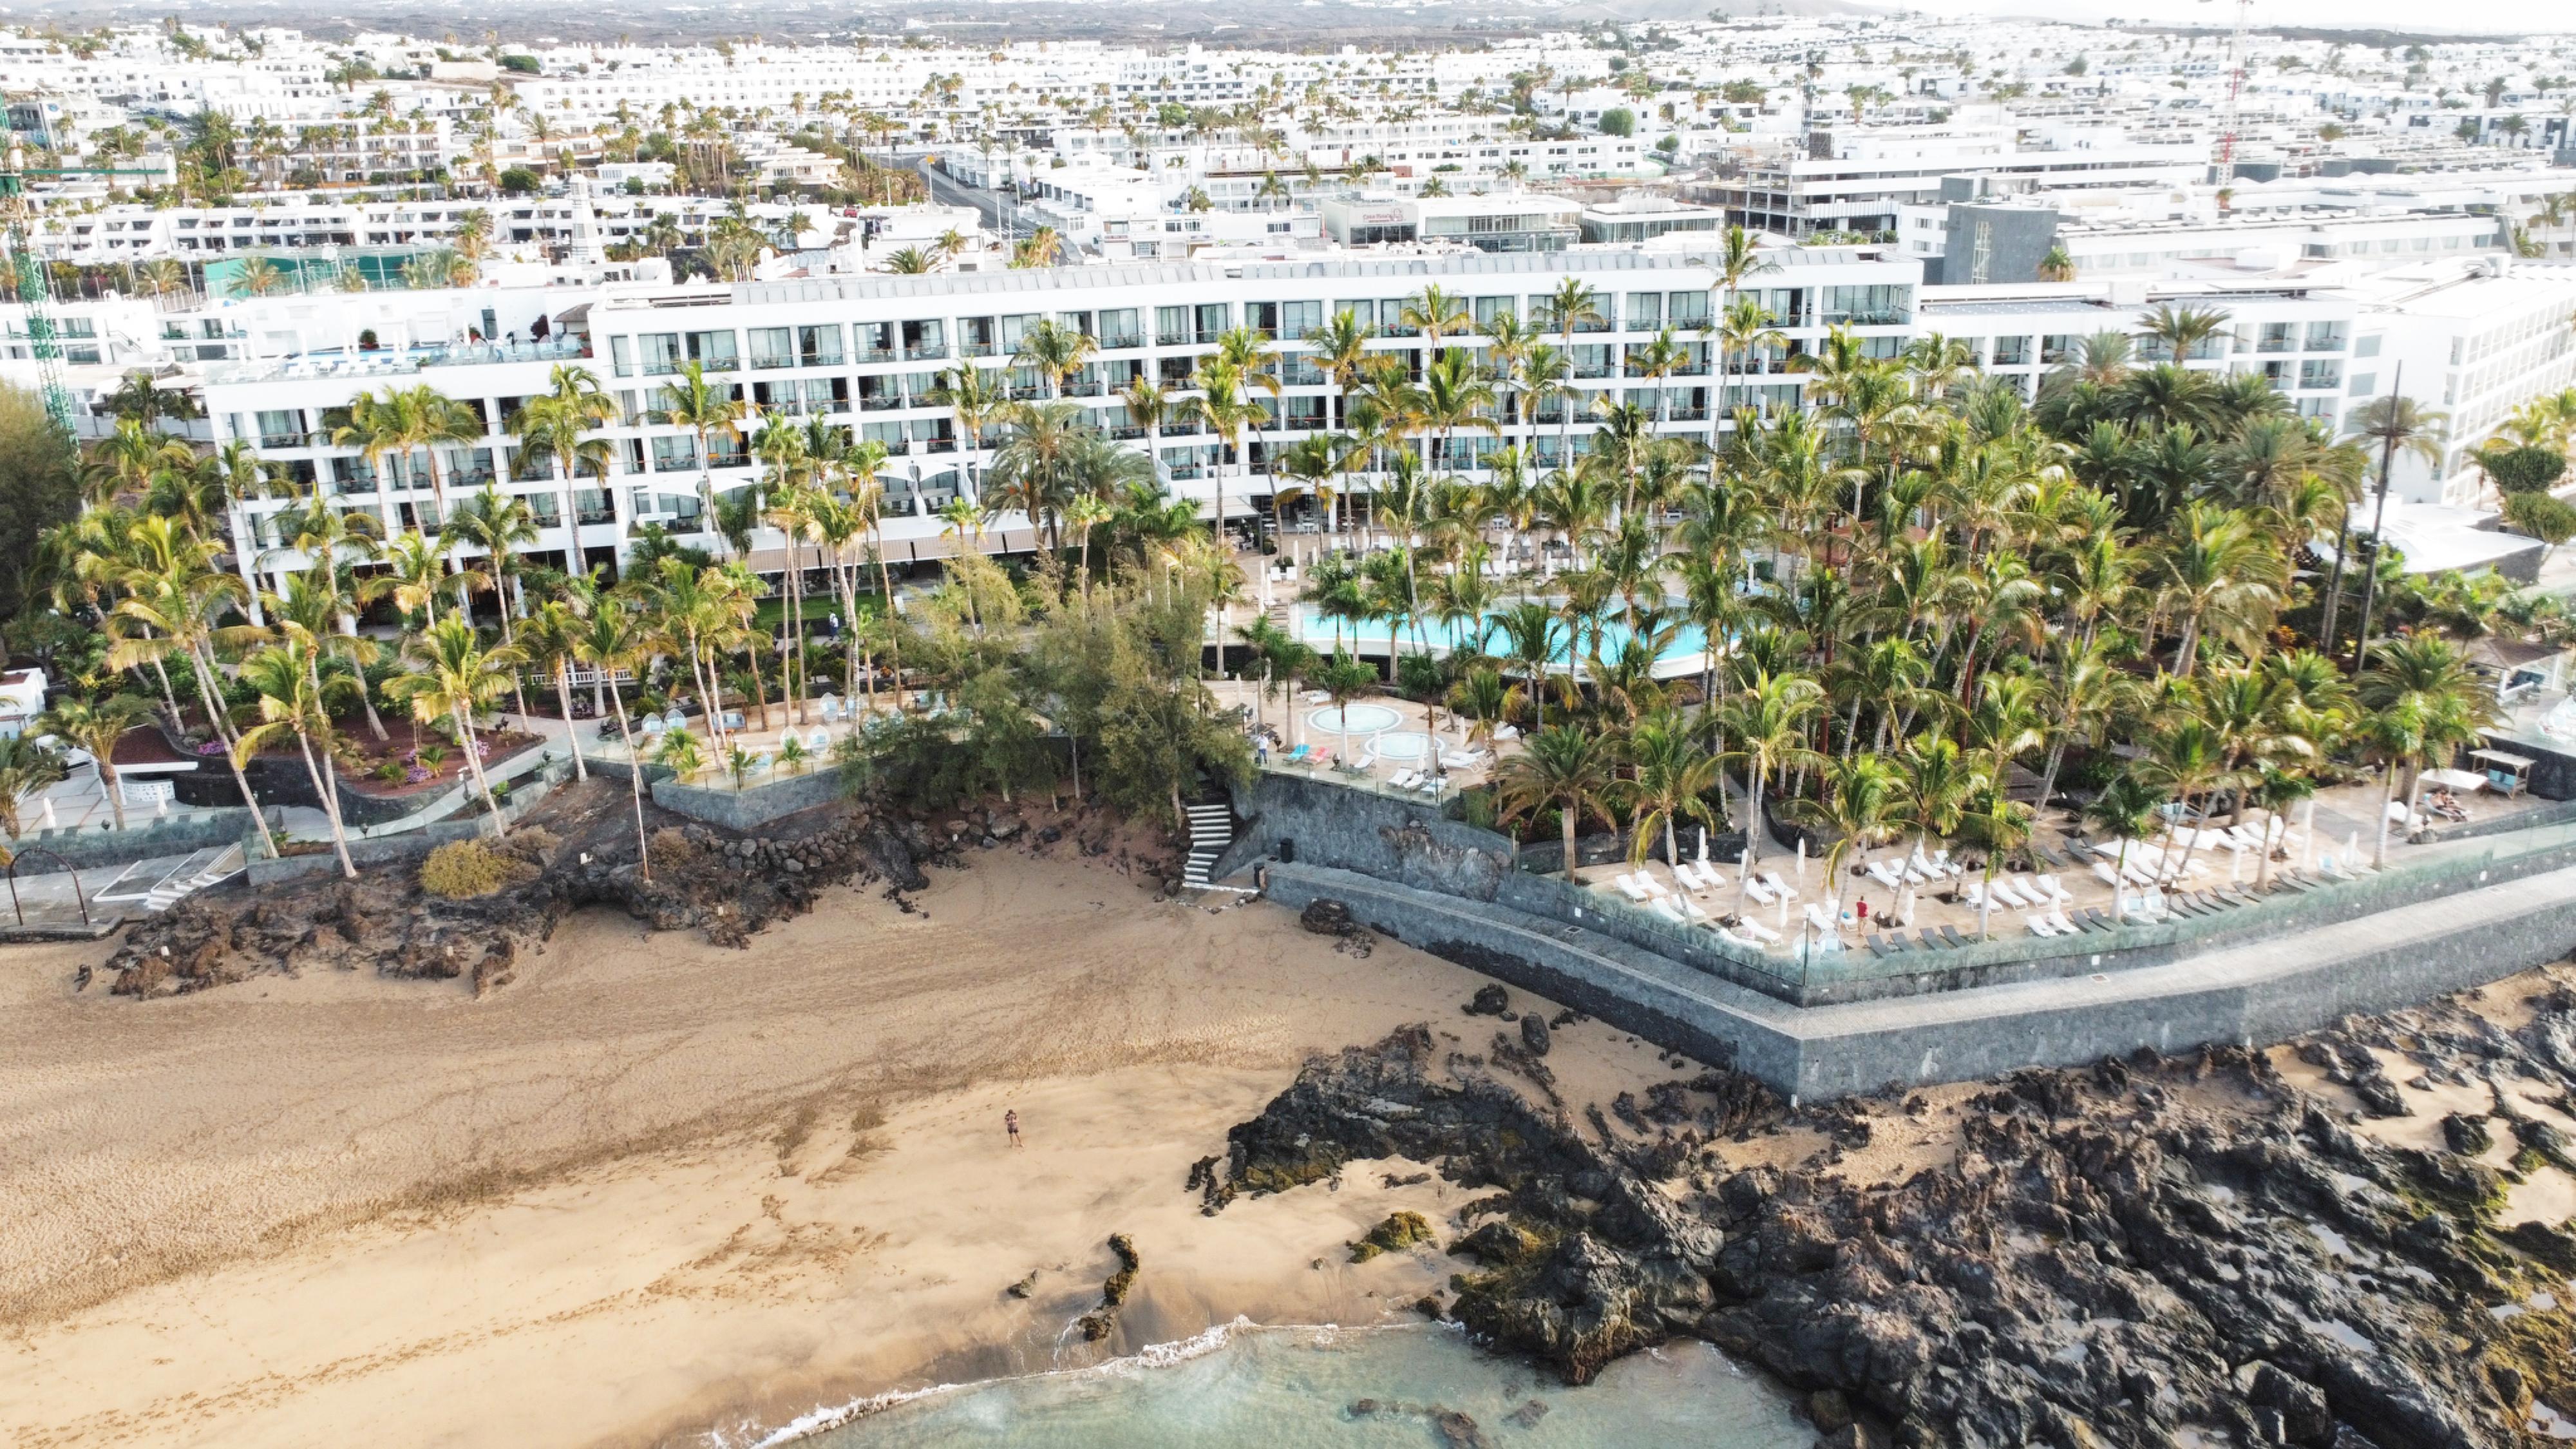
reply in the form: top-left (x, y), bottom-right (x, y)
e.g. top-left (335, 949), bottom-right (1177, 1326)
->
top-left (1494, 724), bottom-right (1619, 882)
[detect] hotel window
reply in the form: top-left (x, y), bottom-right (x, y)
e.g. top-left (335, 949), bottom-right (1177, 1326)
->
top-left (609, 334), bottom-right (634, 377)
top-left (2304, 321), bottom-right (2347, 352)
top-left (747, 327), bottom-right (795, 370)
top-left (650, 435), bottom-right (699, 472)
top-left (2299, 359), bottom-right (2341, 391)
top-left (797, 325), bottom-right (843, 367)
top-left (1625, 292), bottom-right (1662, 329)
top-left (1281, 300), bottom-right (1323, 337)
top-left (1991, 336), bottom-right (2031, 367)
top-left (1099, 308), bottom-right (1142, 348)
top-left (684, 329), bottom-right (738, 369)
top-left (638, 331), bottom-right (681, 375)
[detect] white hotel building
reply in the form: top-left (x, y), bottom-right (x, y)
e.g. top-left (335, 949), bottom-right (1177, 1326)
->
top-left (138, 245), bottom-right (1913, 595)
top-left (13, 244), bottom-right (2572, 606)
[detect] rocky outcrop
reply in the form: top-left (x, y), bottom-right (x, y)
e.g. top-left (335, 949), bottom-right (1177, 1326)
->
top-left (1206, 982), bottom-right (2576, 1449)
top-left (91, 788), bottom-right (931, 999)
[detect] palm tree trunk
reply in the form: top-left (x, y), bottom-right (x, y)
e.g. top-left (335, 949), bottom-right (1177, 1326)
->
top-left (1560, 800), bottom-right (1578, 884)
top-left (184, 643), bottom-right (277, 859)
top-left (455, 701), bottom-right (509, 835)
top-left (554, 661), bottom-right (588, 781)
top-left (611, 688), bottom-right (651, 880)
top-left (296, 731), bottom-right (358, 878)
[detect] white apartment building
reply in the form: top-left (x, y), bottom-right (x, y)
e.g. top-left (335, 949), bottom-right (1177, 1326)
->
top-left (1915, 257), bottom-right (2576, 507)
top-left (20, 244), bottom-right (1909, 598)
top-left (1710, 124), bottom-right (2208, 238)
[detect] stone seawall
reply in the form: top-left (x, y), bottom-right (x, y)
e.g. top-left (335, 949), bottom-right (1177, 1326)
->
top-left (1264, 860), bottom-right (2576, 1101)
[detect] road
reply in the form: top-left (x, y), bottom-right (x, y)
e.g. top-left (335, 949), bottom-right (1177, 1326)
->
top-left (917, 161), bottom-right (1030, 242)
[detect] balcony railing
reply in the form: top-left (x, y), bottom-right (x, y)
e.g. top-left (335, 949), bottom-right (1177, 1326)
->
top-left (1101, 332), bottom-right (1145, 350)
top-left (855, 345), bottom-right (896, 363)
top-left (576, 506), bottom-right (617, 525)
top-left (961, 341), bottom-right (999, 358)
top-left (858, 395), bottom-right (903, 412)
top-left (905, 343), bottom-right (950, 361)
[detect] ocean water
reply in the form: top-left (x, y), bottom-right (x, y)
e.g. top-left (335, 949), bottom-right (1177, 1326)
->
top-left (766, 1322), bottom-right (1810, 1448)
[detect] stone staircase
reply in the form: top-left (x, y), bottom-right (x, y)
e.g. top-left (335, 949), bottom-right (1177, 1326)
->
top-left (1182, 800), bottom-right (1235, 888)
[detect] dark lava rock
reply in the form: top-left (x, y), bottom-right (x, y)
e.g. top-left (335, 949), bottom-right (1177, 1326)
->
top-left (100, 787), bottom-right (923, 998)
top-left (1521, 1014), bottom-right (1553, 1057)
top-left (1465, 985), bottom-right (1510, 1017)
top-left (1299, 898), bottom-right (1358, 936)
top-left (1198, 983), bottom-right (2576, 1448)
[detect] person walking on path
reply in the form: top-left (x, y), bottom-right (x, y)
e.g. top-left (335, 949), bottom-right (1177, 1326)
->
top-left (1005, 1109), bottom-right (1022, 1148)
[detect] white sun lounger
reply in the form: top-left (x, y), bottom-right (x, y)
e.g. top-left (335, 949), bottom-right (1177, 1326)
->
top-left (1737, 916), bottom-right (1783, 945)
top-left (1742, 876), bottom-right (1777, 906)
top-left (1804, 902), bottom-right (1839, 935)
top-left (1653, 896), bottom-right (1690, 925)
top-left (1866, 860), bottom-right (1906, 890)
top-left (1679, 896), bottom-right (1713, 923)
top-left (1988, 878), bottom-right (2029, 909)
top-left (1759, 871), bottom-right (1799, 902)
top-left (2025, 914), bottom-right (2058, 938)
top-left (1613, 873), bottom-right (1654, 902)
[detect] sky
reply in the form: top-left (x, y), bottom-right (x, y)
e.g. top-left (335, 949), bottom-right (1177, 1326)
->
top-left (1879, 0), bottom-right (2558, 35)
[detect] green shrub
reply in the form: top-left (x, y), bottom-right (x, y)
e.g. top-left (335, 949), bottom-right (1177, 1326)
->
top-left (420, 839), bottom-right (533, 898)
top-left (2490, 446), bottom-right (2567, 495)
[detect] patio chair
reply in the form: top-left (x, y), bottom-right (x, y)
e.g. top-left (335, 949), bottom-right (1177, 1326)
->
top-left (1866, 860), bottom-right (1906, 891)
top-left (719, 711), bottom-right (746, 731)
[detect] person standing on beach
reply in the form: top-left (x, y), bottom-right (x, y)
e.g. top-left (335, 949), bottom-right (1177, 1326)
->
top-left (1005, 1109), bottom-right (1022, 1148)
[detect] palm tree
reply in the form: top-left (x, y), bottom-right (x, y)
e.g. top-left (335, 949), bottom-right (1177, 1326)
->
top-left (1015, 317), bottom-right (1097, 399)
top-left (1495, 724), bottom-right (1619, 882)
top-left (232, 641), bottom-right (357, 878)
top-left (2155, 501), bottom-right (2284, 676)
top-left (35, 694), bottom-right (152, 833)
top-left (445, 484), bottom-right (542, 715)
top-left (517, 600), bottom-right (591, 781)
top-left (1794, 752), bottom-right (1902, 925)
top-left (575, 600), bottom-right (656, 878)
top-left (2139, 303), bottom-right (2231, 364)
top-left (388, 615), bottom-right (524, 831)
top-left (513, 363), bottom-right (618, 576)
top-left (2358, 634), bottom-right (2494, 860)
top-left (2337, 393), bottom-right (2450, 663)
top-left (1716, 670), bottom-right (1824, 912)
top-left (1620, 714), bottom-right (1724, 871)
top-left (663, 360), bottom-right (747, 553)
top-left (0, 734), bottom-right (68, 841)
top-left (933, 362), bottom-right (1009, 504)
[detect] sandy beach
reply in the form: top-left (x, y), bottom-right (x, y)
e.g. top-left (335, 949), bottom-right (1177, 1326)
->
top-left (0, 840), bottom-right (1683, 1449)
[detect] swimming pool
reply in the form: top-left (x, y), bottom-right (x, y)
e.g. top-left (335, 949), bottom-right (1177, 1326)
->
top-left (1307, 702), bottom-right (1404, 736)
top-left (1295, 609), bottom-right (1710, 679)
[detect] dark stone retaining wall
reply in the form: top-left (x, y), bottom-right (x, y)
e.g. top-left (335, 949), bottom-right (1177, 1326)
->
top-left (1264, 860), bottom-right (2576, 1102)
top-left (652, 766), bottom-right (846, 831)
top-left (1221, 770), bottom-right (2576, 1009)
top-left (5, 809), bottom-right (263, 872)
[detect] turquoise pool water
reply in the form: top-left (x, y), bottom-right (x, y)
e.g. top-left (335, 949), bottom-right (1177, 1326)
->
top-left (768, 1322), bottom-right (1808, 1448)
top-left (1297, 612), bottom-right (1710, 672)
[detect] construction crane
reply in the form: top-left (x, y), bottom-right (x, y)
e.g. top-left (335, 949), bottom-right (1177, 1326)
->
top-left (2211, 0), bottom-right (2257, 207)
top-left (1, 145), bottom-right (182, 454)
top-left (0, 144), bottom-right (77, 445)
